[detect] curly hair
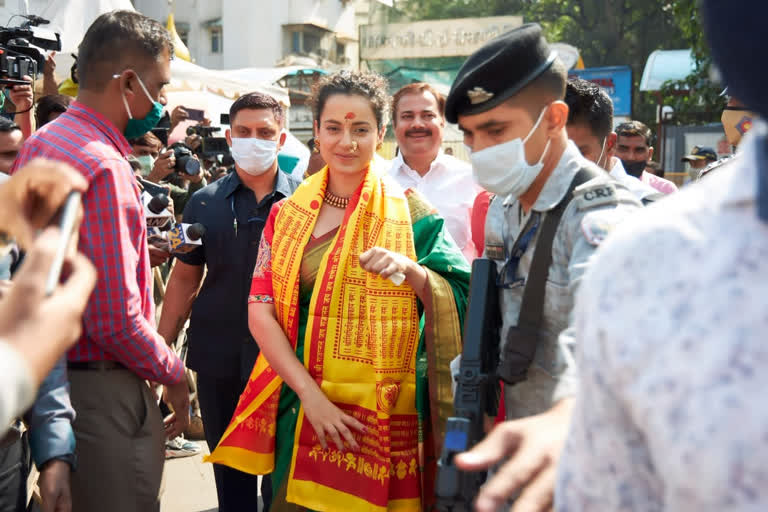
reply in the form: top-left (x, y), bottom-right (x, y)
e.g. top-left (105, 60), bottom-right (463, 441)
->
top-left (310, 70), bottom-right (391, 129)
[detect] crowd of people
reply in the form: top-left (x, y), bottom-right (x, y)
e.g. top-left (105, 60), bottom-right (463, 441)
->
top-left (0, 1), bottom-right (766, 511)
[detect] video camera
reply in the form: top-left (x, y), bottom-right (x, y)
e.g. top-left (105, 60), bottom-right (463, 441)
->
top-left (186, 125), bottom-right (219, 138)
top-left (186, 124), bottom-right (230, 159)
top-left (0, 15), bottom-right (61, 86)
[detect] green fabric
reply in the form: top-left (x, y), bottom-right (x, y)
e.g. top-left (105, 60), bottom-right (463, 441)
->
top-left (270, 206), bottom-right (470, 502)
top-left (272, 287), bottom-right (309, 497)
top-left (168, 178), bottom-right (207, 216)
top-left (411, 208), bottom-right (471, 442)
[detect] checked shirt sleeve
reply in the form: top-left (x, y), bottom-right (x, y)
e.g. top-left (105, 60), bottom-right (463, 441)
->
top-left (79, 161), bottom-right (184, 385)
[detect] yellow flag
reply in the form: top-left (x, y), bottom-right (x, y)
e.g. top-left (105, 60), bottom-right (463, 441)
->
top-left (166, 12), bottom-right (191, 62)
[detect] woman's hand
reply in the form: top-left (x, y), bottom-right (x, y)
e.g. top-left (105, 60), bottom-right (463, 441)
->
top-left (299, 385), bottom-right (367, 452)
top-left (359, 247), bottom-right (428, 297)
top-left (359, 247), bottom-right (414, 280)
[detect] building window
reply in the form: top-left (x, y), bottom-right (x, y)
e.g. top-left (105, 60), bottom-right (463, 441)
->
top-left (210, 27), bottom-right (222, 54)
top-left (178, 28), bottom-right (189, 47)
top-left (303, 32), bottom-right (321, 55)
top-left (336, 42), bottom-right (346, 62)
top-left (292, 32), bottom-right (301, 53)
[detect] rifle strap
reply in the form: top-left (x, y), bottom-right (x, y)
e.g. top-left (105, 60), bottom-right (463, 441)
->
top-left (514, 167), bottom-right (602, 346)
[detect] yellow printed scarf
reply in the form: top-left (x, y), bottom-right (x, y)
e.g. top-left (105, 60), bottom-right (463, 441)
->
top-left (207, 165), bottom-right (423, 511)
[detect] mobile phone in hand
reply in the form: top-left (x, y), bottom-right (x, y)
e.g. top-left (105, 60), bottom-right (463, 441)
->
top-left (45, 191), bottom-right (81, 296)
top-left (186, 108), bottom-right (205, 122)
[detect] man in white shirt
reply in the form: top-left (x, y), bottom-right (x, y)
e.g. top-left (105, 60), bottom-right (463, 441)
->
top-left (389, 83), bottom-right (477, 261)
top-left (564, 78), bottom-right (659, 202)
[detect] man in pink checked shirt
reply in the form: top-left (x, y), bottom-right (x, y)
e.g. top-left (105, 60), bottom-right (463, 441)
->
top-left (11, 11), bottom-right (188, 512)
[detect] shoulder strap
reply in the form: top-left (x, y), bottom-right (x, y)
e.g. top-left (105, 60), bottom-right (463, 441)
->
top-left (517, 167), bottom-right (600, 330)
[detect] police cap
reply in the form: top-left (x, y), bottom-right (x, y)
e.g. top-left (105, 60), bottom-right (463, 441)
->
top-left (445, 23), bottom-right (556, 124)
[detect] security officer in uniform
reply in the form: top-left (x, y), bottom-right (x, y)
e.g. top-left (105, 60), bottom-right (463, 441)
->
top-left (446, 24), bottom-right (641, 511)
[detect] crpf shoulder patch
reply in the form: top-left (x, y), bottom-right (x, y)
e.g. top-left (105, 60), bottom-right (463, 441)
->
top-left (573, 180), bottom-right (619, 211)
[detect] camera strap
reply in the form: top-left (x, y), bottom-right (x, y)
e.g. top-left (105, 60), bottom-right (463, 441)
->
top-left (502, 166), bottom-right (601, 383)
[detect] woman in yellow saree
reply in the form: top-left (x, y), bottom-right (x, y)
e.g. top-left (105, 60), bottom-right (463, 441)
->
top-left (207, 70), bottom-right (470, 511)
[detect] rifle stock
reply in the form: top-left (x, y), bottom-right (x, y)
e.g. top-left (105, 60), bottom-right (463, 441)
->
top-left (435, 259), bottom-right (501, 511)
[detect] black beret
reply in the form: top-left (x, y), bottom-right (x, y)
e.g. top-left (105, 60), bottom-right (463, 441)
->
top-left (702, 0), bottom-right (768, 119)
top-left (445, 23), bottom-right (556, 124)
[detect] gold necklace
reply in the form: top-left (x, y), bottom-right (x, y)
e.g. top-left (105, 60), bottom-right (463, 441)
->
top-left (323, 189), bottom-right (350, 209)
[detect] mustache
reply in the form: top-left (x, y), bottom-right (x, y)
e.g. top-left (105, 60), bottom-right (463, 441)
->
top-left (405, 128), bottom-right (433, 137)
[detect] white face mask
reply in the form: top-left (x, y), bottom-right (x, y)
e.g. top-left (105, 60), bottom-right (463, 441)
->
top-left (230, 137), bottom-right (278, 175)
top-left (469, 106), bottom-right (551, 198)
top-left (596, 137), bottom-right (607, 170)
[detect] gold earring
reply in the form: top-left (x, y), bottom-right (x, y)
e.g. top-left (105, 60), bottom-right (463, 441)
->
top-left (376, 142), bottom-right (382, 150)
top-left (313, 145), bottom-right (319, 153)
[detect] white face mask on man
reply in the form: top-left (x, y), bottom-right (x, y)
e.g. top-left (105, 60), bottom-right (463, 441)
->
top-left (230, 137), bottom-right (278, 176)
top-left (469, 106), bottom-right (551, 198)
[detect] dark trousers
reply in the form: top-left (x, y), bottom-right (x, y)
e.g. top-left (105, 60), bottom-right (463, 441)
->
top-left (0, 430), bottom-right (29, 512)
top-left (197, 374), bottom-right (272, 512)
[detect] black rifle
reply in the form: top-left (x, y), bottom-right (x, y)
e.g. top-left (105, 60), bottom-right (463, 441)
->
top-left (435, 258), bottom-right (501, 511)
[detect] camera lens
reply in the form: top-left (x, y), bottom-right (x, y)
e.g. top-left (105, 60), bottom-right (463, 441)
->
top-left (172, 145), bottom-right (201, 176)
top-left (182, 157), bottom-right (201, 175)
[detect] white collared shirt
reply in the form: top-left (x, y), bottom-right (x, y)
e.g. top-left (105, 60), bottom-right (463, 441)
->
top-left (557, 127), bottom-right (768, 510)
top-left (609, 157), bottom-right (658, 200)
top-left (389, 151), bottom-right (477, 261)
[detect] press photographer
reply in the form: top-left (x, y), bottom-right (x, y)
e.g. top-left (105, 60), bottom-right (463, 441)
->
top-left (133, 136), bottom-right (206, 218)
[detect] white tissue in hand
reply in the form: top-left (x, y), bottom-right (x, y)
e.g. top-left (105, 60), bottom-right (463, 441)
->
top-left (389, 272), bottom-right (406, 286)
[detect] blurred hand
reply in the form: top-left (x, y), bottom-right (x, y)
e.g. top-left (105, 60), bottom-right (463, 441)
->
top-left (0, 226), bottom-right (96, 386)
top-left (39, 459), bottom-right (71, 512)
top-left (8, 75), bottom-right (34, 112)
top-left (184, 134), bottom-right (202, 152)
top-left (0, 159), bottom-right (88, 249)
top-left (162, 379), bottom-right (190, 439)
top-left (170, 106), bottom-right (189, 130)
top-left (148, 244), bottom-right (170, 267)
top-left (44, 52), bottom-right (57, 79)
top-left (147, 150), bottom-right (175, 183)
top-left (454, 398), bottom-right (574, 512)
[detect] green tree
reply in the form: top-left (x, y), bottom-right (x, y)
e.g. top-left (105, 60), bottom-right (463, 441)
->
top-left (655, 2), bottom-right (724, 125)
top-left (396, 0), bottom-right (691, 125)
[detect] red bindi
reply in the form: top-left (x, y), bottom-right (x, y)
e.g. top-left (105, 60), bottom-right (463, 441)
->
top-left (344, 112), bottom-right (355, 120)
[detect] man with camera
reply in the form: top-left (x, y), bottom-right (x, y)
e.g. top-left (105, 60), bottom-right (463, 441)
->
top-left (158, 92), bottom-right (299, 512)
top-left (132, 132), bottom-right (207, 217)
top-left (11, 11), bottom-right (189, 512)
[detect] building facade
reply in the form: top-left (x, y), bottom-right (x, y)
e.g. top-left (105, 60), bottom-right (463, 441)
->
top-left (132, 0), bottom-right (364, 70)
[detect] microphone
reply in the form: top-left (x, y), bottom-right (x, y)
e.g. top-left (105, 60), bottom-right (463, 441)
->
top-left (141, 191), bottom-right (174, 230)
top-left (167, 223), bottom-right (206, 254)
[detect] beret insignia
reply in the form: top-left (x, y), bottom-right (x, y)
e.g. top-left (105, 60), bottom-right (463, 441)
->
top-left (467, 86), bottom-right (494, 105)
